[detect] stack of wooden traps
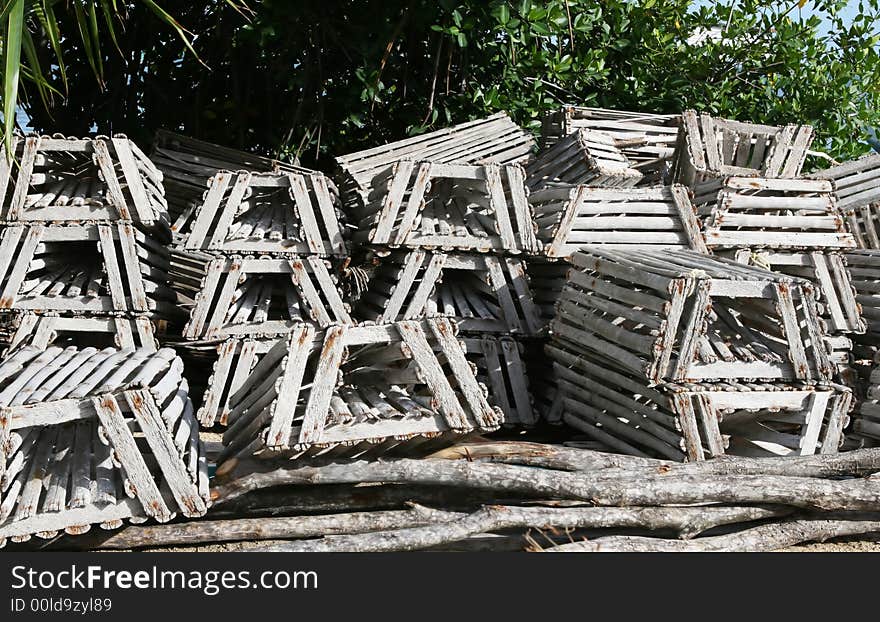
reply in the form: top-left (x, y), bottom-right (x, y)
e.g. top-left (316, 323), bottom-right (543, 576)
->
top-left (546, 247), bottom-right (852, 459)
top-left (668, 112), bottom-right (863, 383)
top-left (0, 135), bottom-right (176, 352)
top-left (0, 346), bottom-right (209, 546)
top-left (348, 156), bottom-right (543, 426)
top-left (217, 318), bottom-right (502, 467)
top-left (169, 168), bottom-right (350, 428)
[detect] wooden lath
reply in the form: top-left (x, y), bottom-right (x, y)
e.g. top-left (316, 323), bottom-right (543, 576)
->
top-left (335, 113), bottom-right (535, 214)
top-left (530, 184), bottom-right (707, 258)
top-left (551, 247), bottom-right (833, 384)
top-left (852, 363), bottom-right (880, 442)
top-left (150, 129), bottom-right (311, 233)
top-left (354, 160), bottom-right (537, 253)
top-left (0, 346), bottom-right (209, 545)
top-left (0, 223), bottom-right (176, 316)
top-left (673, 110), bottom-right (814, 186)
top-left (728, 250), bottom-right (865, 335)
top-left (3, 314), bottom-right (159, 353)
top-left (546, 342), bottom-right (851, 461)
top-left (525, 129), bottom-right (642, 190)
top-left (182, 171), bottom-right (346, 256)
top-left (808, 153), bottom-right (880, 216)
top-left (218, 318), bottom-right (502, 464)
top-left (181, 255), bottom-right (351, 340)
top-left (690, 176), bottom-right (854, 250)
top-left (353, 251), bottom-right (542, 335)
top-left (461, 336), bottom-right (536, 427)
top-left (0, 134), bottom-right (168, 226)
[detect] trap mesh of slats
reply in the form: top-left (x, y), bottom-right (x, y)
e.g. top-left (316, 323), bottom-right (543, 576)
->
top-left (181, 171), bottom-right (346, 256)
top-left (462, 336), bottom-right (536, 427)
top-left (195, 337), bottom-right (277, 427)
top-left (727, 250), bottom-right (864, 335)
top-left (151, 129), bottom-right (309, 233)
top-left (838, 203), bottom-right (880, 250)
top-left (219, 318), bottom-right (502, 463)
top-left (0, 346), bottom-right (208, 545)
top-left (551, 247), bottom-right (832, 384)
top-left (353, 251), bottom-right (542, 335)
top-left (335, 113), bottom-right (535, 213)
top-left (3, 315), bottom-right (159, 354)
top-left (525, 129), bottom-right (642, 190)
top-left (546, 342), bottom-right (851, 462)
top-left (690, 176), bottom-right (853, 250)
top-left (0, 135), bottom-right (168, 226)
top-left (355, 161), bottom-right (537, 253)
top-left (181, 255), bottom-right (351, 341)
top-left (673, 110), bottom-right (814, 186)
top-left (530, 184), bottom-right (706, 258)
top-left (808, 153), bottom-right (880, 215)
top-left (0, 223), bottom-right (176, 317)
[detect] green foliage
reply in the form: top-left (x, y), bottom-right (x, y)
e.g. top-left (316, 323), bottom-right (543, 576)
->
top-left (4, 1), bottom-right (880, 168)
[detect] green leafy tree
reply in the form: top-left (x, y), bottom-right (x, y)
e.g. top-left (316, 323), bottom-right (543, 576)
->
top-left (3, 1), bottom-right (880, 168)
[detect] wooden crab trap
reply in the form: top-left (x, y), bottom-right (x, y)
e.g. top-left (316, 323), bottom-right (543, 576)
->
top-left (529, 184), bottom-right (706, 258)
top-left (809, 153), bottom-right (880, 216)
top-left (181, 255), bottom-right (351, 341)
top-left (524, 129), bottom-right (642, 190)
top-left (539, 106), bottom-right (679, 184)
top-left (851, 363), bottom-right (880, 443)
top-left (689, 176), bottom-right (853, 250)
top-left (551, 247), bottom-right (833, 384)
top-left (0, 134), bottom-right (168, 226)
top-left (353, 251), bottom-right (542, 335)
top-left (0, 346), bottom-right (208, 545)
top-left (180, 171), bottom-right (346, 256)
top-left (217, 318), bottom-right (502, 465)
top-left (672, 110), bottom-right (814, 186)
top-left (335, 113), bottom-right (535, 214)
top-left (0, 223), bottom-right (176, 317)
top-left (843, 250), bottom-right (880, 346)
top-left (546, 341), bottom-right (852, 461)
top-left (353, 160), bottom-right (538, 254)
top-left (150, 129), bottom-right (310, 233)
top-left (2, 314), bottom-right (160, 353)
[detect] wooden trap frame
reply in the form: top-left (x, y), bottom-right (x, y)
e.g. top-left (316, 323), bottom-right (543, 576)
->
top-left (3, 314), bottom-right (159, 353)
top-left (546, 342), bottom-right (851, 461)
top-left (524, 129), bottom-right (642, 190)
top-left (182, 255), bottom-right (351, 341)
top-left (852, 363), bottom-right (880, 442)
top-left (0, 346), bottom-right (208, 545)
top-left (551, 247), bottom-right (833, 384)
top-left (690, 176), bottom-right (853, 250)
top-left (673, 110), bottom-right (814, 186)
top-left (181, 171), bottom-right (345, 256)
top-left (353, 251), bottom-right (542, 335)
top-left (727, 250), bottom-right (864, 335)
top-left (218, 318), bottom-right (502, 464)
top-left (0, 223), bottom-right (176, 316)
top-left (461, 336), bottom-right (536, 427)
top-left (530, 184), bottom-right (706, 258)
top-left (0, 135), bottom-right (168, 226)
top-left (354, 160), bottom-right (538, 254)
top-left (151, 129), bottom-right (309, 232)
top-left (335, 113), bottom-right (535, 214)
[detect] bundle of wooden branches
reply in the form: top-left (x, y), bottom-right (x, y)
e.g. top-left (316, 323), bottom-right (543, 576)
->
top-left (26, 440), bottom-right (880, 552)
